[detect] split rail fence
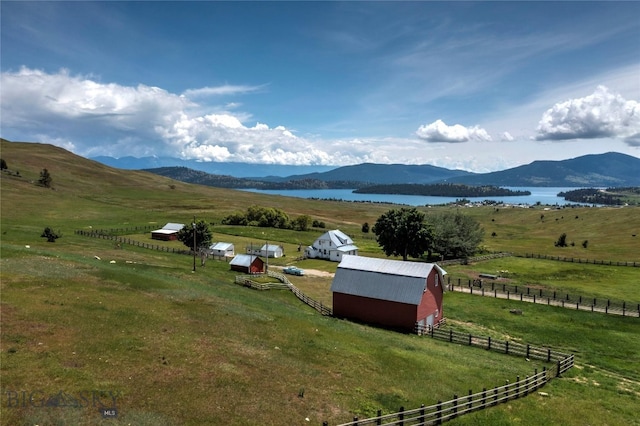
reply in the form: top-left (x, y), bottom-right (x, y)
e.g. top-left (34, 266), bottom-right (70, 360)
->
top-left (447, 278), bottom-right (640, 317)
top-left (235, 271), bottom-right (333, 316)
top-left (325, 327), bottom-right (574, 426)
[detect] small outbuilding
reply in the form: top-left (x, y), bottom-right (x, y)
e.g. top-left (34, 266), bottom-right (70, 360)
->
top-left (330, 255), bottom-right (446, 332)
top-left (209, 242), bottom-right (235, 258)
top-left (247, 244), bottom-right (284, 258)
top-left (151, 223), bottom-right (184, 241)
top-left (305, 229), bottom-right (358, 262)
top-left (229, 254), bottom-right (265, 274)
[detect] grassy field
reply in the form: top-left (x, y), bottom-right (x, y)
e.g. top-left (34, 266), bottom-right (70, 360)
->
top-left (1, 140), bottom-right (639, 425)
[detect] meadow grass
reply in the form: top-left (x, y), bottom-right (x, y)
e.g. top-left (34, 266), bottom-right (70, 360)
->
top-left (1, 140), bottom-right (639, 425)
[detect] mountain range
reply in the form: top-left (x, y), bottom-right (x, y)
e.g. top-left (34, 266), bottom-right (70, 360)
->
top-left (120, 152), bottom-right (640, 188)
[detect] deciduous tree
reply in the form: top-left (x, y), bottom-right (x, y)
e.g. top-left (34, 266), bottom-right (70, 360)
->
top-left (372, 207), bottom-right (432, 261)
top-left (430, 211), bottom-right (484, 260)
top-left (176, 220), bottom-right (213, 252)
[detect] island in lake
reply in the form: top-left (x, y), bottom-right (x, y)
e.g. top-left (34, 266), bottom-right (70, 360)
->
top-left (353, 183), bottom-right (531, 197)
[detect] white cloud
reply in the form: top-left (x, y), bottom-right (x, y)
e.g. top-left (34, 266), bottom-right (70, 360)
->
top-left (182, 84), bottom-right (264, 98)
top-left (535, 86), bottom-right (640, 145)
top-left (500, 132), bottom-right (514, 142)
top-left (416, 119), bottom-right (492, 143)
top-left (0, 68), bottom-right (335, 165)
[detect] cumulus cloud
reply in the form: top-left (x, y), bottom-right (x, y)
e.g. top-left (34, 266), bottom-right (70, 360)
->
top-left (0, 67), bottom-right (336, 164)
top-left (535, 85), bottom-right (640, 145)
top-left (416, 119), bottom-right (492, 143)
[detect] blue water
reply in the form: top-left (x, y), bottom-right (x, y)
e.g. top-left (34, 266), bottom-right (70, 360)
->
top-left (238, 187), bottom-right (589, 206)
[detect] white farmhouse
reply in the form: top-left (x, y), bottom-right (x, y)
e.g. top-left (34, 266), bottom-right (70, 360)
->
top-left (305, 229), bottom-right (358, 262)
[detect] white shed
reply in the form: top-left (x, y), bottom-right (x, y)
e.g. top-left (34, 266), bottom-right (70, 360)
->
top-left (209, 242), bottom-right (235, 258)
top-left (247, 243), bottom-right (284, 258)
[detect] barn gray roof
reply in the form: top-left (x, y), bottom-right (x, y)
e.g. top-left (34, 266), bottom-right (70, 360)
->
top-left (230, 254), bottom-right (260, 267)
top-left (330, 255), bottom-right (447, 305)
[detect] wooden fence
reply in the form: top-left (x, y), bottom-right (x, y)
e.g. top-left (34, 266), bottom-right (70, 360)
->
top-left (75, 229), bottom-right (191, 255)
top-left (325, 329), bottom-right (574, 426)
top-left (520, 253), bottom-right (638, 267)
top-left (235, 271), bottom-right (333, 316)
top-left (447, 278), bottom-right (640, 317)
top-left (328, 368), bottom-right (552, 426)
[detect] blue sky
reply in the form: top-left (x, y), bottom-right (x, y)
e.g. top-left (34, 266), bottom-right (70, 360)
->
top-left (1, 1), bottom-right (639, 172)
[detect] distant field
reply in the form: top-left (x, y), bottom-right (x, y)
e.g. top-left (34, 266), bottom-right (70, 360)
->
top-left (1, 140), bottom-right (639, 425)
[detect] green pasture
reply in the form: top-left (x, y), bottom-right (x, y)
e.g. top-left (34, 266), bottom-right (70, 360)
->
top-left (1, 140), bottom-right (639, 425)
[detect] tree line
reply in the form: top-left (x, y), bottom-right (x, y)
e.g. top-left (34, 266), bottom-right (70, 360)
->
top-left (372, 207), bottom-right (484, 261)
top-left (354, 183), bottom-right (531, 197)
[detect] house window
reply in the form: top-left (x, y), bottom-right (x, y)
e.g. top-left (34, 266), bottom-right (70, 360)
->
top-left (435, 275), bottom-right (439, 287)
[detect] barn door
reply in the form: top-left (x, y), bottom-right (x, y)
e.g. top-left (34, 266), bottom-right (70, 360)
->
top-left (426, 314), bottom-right (434, 327)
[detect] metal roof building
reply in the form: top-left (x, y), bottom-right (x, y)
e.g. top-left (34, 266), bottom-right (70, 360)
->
top-left (331, 255), bottom-right (446, 332)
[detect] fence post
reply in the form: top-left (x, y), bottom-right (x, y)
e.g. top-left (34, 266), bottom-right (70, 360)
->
top-left (516, 376), bottom-right (520, 399)
top-left (487, 336), bottom-right (491, 350)
top-left (481, 388), bottom-right (487, 408)
top-left (468, 390), bottom-right (473, 411)
top-left (376, 409), bottom-right (382, 425)
top-left (505, 340), bottom-right (509, 354)
top-left (453, 395), bottom-right (458, 418)
top-left (398, 406), bottom-right (405, 426)
top-left (468, 334), bottom-right (472, 346)
top-left (436, 401), bottom-right (442, 425)
top-left (526, 344), bottom-right (530, 359)
top-left (419, 404), bottom-right (425, 424)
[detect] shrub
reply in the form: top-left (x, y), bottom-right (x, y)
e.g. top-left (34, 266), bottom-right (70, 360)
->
top-left (41, 227), bottom-right (61, 242)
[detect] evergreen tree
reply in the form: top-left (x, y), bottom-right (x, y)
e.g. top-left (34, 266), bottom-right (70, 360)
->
top-left (39, 168), bottom-right (52, 188)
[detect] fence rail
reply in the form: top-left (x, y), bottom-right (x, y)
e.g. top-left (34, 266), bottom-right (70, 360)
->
top-left (447, 278), bottom-right (640, 317)
top-left (75, 229), bottom-right (191, 255)
top-left (235, 271), bottom-right (333, 316)
top-left (331, 368), bottom-right (551, 426)
top-left (327, 331), bottom-right (574, 426)
top-left (519, 252), bottom-right (638, 267)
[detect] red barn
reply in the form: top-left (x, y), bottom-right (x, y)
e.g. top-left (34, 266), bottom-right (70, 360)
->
top-left (151, 223), bottom-right (184, 241)
top-left (229, 254), bottom-right (265, 274)
top-left (331, 255), bottom-right (446, 332)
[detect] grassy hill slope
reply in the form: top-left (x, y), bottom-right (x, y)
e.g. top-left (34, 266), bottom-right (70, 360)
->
top-left (1, 140), bottom-right (639, 425)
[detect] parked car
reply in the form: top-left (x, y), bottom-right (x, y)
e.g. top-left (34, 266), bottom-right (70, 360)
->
top-left (283, 266), bottom-right (305, 276)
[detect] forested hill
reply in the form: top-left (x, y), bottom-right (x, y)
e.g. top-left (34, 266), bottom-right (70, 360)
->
top-left (354, 184), bottom-right (531, 197)
top-left (144, 167), bottom-right (362, 189)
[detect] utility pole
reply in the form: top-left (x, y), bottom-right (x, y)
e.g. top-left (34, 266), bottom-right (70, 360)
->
top-left (192, 216), bottom-right (196, 272)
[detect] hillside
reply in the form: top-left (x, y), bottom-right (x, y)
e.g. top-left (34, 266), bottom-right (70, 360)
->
top-left (1, 139), bottom-right (640, 425)
top-left (445, 152), bottom-right (640, 187)
top-left (140, 153), bottom-right (640, 189)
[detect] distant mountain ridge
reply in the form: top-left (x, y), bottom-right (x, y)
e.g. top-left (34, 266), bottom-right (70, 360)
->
top-left (99, 152), bottom-right (640, 187)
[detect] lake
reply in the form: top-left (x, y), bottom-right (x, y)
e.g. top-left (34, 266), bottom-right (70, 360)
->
top-left (238, 187), bottom-right (589, 206)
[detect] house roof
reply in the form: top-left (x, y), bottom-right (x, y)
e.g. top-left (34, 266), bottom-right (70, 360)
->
top-left (334, 244), bottom-right (359, 253)
top-left (260, 244), bottom-right (282, 251)
top-left (230, 254), bottom-right (261, 267)
top-left (325, 229), bottom-right (354, 246)
top-left (330, 255), bottom-right (447, 305)
top-left (210, 242), bottom-right (234, 250)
